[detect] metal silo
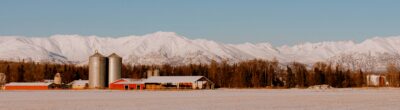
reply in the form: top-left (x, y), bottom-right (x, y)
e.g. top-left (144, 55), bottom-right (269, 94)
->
top-left (147, 70), bottom-right (153, 78)
top-left (89, 51), bottom-right (107, 89)
top-left (108, 53), bottom-right (122, 85)
top-left (153, 69), bottom-right (159, 77)
top-left (54, 73), bottom-right (62, 85)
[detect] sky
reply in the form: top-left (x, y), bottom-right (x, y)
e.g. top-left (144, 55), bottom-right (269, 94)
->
top-left (1, 0), bottom-right (400, 46)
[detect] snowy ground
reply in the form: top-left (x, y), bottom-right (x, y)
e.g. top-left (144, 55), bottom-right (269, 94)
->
top-left (0, 88), bottom-right (399, 110)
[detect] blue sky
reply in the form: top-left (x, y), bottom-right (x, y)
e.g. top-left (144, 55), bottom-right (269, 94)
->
top-left (1, 0), bottom-right (400, 46)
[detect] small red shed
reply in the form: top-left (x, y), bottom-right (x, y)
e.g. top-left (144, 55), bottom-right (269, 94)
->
top-left (109, 78), bottom-right (144, 90)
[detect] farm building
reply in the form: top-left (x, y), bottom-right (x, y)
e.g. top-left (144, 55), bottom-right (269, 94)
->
top-left (69, 80), bottom-right (89, 90)
top-left (4, 82), bottom-right (51, 90)
top-left (144, 76), bottom-right (214, 90)
top-left (366, 74), bottom-right (389, 87)
top-left (109, 78), bottom-right (144, 90)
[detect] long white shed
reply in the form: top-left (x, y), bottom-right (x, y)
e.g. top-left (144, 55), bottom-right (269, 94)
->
top-left (144, 76), bottom-right (214, 89)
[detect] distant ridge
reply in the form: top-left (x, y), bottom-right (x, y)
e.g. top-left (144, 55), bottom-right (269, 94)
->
top-left (0, 31), bottom-right (399, 71)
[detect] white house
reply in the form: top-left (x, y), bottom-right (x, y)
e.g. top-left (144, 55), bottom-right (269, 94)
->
top-left (366, 74), bottom-right (388, 86)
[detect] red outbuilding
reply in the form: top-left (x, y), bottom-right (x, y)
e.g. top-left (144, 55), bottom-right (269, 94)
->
top-left (109, 78), bottom-right (144, 90)
top-left (4, 82), bottom-right (51, 90)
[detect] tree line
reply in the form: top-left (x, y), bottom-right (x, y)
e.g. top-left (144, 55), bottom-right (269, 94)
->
top-left (0, 59), bottom-right (399, 88)
top-left (0, 61), bottom-right (88, 84)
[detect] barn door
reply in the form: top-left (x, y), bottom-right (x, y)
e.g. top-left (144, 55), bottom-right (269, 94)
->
top-left (124, 85), bottom-right (129, 90)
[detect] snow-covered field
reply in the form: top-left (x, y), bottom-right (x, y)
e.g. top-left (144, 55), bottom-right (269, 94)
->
top-left (0, 88), bottom-right (399, 110)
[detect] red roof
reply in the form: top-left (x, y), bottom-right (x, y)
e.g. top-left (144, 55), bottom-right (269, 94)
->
top-left (110, 78), bottom-right (144, 85)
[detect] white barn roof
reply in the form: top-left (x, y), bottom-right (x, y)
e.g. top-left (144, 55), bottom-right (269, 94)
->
top-left (144, 76), bottom-right (209, 83)
top-left (69, 80), bottom-right (88, 85)
top-left (5, 82), bottom-right (51, 86)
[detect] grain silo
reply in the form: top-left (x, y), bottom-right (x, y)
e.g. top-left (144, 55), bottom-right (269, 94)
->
top-left (147, 69), bottom-right (153, 78)
top-left (108, 53), bottom-right (122, 85)
top-left (88, 51), bottom-right (107, 89)
top-left (54, 73), bottom-right (62, 85)
top-left (153, 69), bottom-right (159, 77)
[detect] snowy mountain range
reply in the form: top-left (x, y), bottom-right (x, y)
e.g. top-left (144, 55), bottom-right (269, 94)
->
top-left (1, 31), bottom-right (400, 70)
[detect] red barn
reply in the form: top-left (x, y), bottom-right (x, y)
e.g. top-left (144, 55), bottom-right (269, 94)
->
top-left (4, 82), bottom-right (51, 90)
top-left (109, 78), bottom-right (144, 90)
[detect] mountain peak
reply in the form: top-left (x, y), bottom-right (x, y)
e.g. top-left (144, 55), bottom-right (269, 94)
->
top-left (145, 31), bottom-right (183, 38)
